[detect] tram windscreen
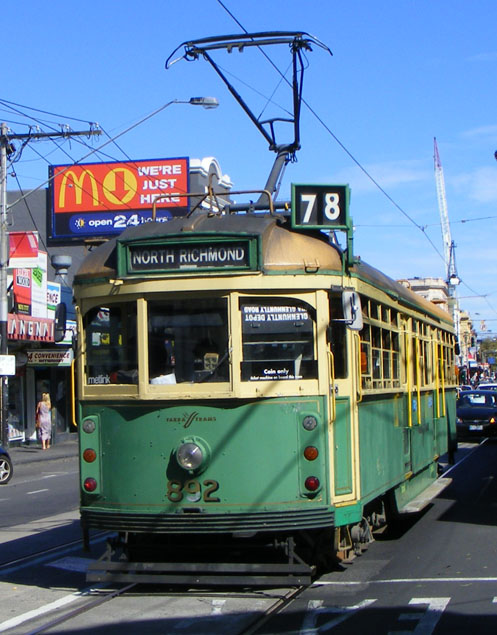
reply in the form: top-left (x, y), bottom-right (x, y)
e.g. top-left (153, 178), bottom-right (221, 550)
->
top-left (240, 298), bottom-right (317, 381)
top-left (84, 304), bottom-right (138, 385)
top-left (148, 297), bottom-right (229, 384)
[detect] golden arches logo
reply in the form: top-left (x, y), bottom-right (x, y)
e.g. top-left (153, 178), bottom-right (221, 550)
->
top-left (57, 166), bottom-right (138, 210)
top-left (58, 170), bottom-right (99, 209)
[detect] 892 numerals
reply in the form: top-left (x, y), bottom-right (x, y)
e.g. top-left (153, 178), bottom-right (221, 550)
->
top-left (166, 479), bottom-right (220, 503)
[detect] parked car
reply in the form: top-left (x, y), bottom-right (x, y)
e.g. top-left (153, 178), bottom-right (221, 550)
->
top-left (0, 446), bottom-right (13, 484)
top-left (477, 382), bottom-right (497, 391)
top-left (456, 390), bottom-right (497, 439)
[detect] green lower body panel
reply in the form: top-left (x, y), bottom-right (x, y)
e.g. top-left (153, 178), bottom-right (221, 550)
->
top-left (334, 502), bottom-right (363, 527)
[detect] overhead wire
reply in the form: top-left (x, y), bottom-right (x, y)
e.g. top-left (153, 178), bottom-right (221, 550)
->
top-left (213, 0), bottom-right (497, 322)
top-left (214, 0), bottom-right (445, 261)
top-left (3, 98), bottom-right (193, 228)
top-left (0, 98), bottom-right (97, 126)
top-left (7, 99), bottom-right (193, 210)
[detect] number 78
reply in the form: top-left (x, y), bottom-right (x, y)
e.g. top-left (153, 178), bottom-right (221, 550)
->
top-left (300, 193), bottom-right (341, 223)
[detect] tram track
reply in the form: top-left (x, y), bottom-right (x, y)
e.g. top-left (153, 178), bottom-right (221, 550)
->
top-left (22, 583), bottom-right (137, 635)
top-left (0, 531), bottom-right (110, 574)
top-left (2, 579), bottom-right (310, 635)
top-left (239, 583), bottom-right (310, 635)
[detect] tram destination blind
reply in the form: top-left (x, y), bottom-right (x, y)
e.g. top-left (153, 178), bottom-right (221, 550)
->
top-left (122, 238), bottom-right (256, 274)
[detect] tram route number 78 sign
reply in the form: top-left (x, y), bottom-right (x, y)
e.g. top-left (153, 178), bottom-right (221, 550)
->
top-left (291, 184), bottom-right (350, 230)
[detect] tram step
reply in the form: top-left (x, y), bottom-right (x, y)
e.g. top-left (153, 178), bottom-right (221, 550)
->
top-left (86, 560), bottom-right (314, 586)
top-left (398, 476), bottom-right (452, 514)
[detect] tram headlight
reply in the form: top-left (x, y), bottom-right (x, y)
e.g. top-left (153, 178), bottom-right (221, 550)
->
top-left (302, 415), bottom-right (318, 431)
top-left (176, 439), bottom-right (209, 472)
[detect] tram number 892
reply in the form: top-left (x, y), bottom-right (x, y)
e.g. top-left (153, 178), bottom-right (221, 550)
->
top-left (166, 479), bottom-right (220, 503)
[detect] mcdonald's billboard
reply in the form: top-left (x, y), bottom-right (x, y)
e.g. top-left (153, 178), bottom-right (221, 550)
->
top-left (48, 157), bottom-right (189, 242)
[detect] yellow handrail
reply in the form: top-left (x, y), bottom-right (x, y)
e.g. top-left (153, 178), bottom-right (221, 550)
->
top-left (434, 339), bottom-right (440, 418)
top-left (327, 350), bottom-right (336, 422)
top-left (415, 337), bottom-right (421, 425)
top-left (440, 344), bottom-right (446, 417)
top-left (355, 332), bottom-right (363, 403)
top-left (71, 358), bottom-right (77, 428)
top-left (405, 327), bottom-right (412, 427)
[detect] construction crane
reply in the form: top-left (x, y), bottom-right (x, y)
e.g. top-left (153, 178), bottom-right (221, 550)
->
top-left (433, 138), bottom-right (461, 349)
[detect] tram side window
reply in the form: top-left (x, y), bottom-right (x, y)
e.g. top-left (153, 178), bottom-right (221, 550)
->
top-left (439, 332), bottom-right (456, 385)
top-left (240, 298), bottom-right (317, 381)
top-left (84, 304), bottom-right (137, 385)
top-left (360, 299), bottom-right (400, 390)
top-left (147, 297), bottom-right (229, 384)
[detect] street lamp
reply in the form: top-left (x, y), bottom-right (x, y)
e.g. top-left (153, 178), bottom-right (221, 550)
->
top-left (189, 97), bottom-right (219, 109)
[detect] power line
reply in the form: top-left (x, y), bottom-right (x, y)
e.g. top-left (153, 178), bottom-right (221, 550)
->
top-left (0, 98), bottom-right (97, 126)
top-left (213, 0), bottom-right (445, 264)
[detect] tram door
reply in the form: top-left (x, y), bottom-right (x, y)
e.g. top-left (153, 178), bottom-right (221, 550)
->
top-left (402, 319), bottom-right (413, 475)
top-left (328, 294), bottom-right (358, 502)
top-left (433, 335), bottom-right (446, 454)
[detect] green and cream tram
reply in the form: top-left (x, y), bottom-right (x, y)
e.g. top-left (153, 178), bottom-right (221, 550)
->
top-left (75, 186), bottom-right (457, 584)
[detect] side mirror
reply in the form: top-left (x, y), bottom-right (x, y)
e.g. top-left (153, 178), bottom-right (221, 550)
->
top-left (342, 290), bottom-right (363, 331)
top-left (54, 302), bottom-right (67, 343)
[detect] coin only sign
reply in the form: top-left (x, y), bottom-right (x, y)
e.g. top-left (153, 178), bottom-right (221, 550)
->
top-left (0, 355), bottom-right (16, 376)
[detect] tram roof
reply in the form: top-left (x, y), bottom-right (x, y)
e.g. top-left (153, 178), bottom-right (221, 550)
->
top-left (74, 212), bottom-right (452, 327)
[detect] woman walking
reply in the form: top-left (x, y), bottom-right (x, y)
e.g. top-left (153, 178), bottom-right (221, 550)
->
top-left (36, 392), bottom-right (52, 450)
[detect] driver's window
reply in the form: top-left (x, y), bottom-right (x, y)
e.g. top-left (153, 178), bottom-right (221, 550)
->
top-left (147, 297), bottom-right (229, 384)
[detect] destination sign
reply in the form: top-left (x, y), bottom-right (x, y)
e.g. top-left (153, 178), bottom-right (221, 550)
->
top-left (121, 239), bottom-right (258, 275)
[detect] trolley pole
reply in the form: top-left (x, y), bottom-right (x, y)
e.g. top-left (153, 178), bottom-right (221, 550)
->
top-left (0, 122), bottom-right (100, 447)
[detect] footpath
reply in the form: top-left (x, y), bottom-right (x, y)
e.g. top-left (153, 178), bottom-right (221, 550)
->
top-left (6, 435), bottom-right (79, 465)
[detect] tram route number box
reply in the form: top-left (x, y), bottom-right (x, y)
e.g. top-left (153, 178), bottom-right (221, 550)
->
top-left (291, 184), bottom-right (350, 230)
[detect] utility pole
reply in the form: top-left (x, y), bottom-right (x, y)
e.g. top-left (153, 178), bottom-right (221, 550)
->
top-left (0, 122), bottom-right (100, 447)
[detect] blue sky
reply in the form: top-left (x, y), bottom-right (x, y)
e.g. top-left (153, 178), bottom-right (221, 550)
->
top-left (3, 1), bottom-right (497, 335)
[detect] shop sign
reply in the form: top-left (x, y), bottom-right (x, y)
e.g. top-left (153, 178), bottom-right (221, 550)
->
top-left (8, 314), bottom-right (54, 342)
top-left (13, 268), bottom-right (32, 315)
top-left (47, 281), bottom-right (61, 319)
top-left (8, 231), bottom-right (39, 268)
top-left (31, 252), bottom-right (48, 318)
top-left (0, 355), bottom-right (16, 375)
top-left (12, 251), bottom-right (48, 318)
top-left (26, 349), bottom-right (73, 366)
